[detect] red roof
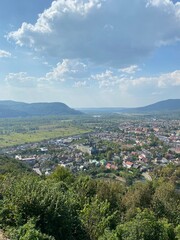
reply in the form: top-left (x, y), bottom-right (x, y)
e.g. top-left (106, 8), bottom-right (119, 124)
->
top-left (125, 161), bottom-right (133, 166)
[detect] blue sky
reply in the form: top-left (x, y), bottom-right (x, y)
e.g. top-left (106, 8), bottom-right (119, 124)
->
top-left (0, 0), bottom-right (180, 108)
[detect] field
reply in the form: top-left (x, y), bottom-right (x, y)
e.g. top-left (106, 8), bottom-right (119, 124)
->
top-left (0, 116), bottom-right (91, 148)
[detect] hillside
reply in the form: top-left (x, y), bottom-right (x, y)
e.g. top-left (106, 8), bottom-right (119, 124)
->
top-left (0, 101), bottom-right (82, 118)
top-left (0, 155), bottom-right (32, 175)
top-left (0, 164), bottom-right (179, 240)
top-left (129, 99), bottom-right (180, 113)
top-left (80, 99), bottom-right (180, 114)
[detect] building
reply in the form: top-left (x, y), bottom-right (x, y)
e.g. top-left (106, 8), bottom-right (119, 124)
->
top-left (123, 161), bottom-right (134, 169)
top-left (77, 144), bottom-right (96, 155)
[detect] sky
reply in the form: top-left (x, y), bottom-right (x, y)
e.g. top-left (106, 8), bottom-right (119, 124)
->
top-left (0, 0), bottom-right (180, 108)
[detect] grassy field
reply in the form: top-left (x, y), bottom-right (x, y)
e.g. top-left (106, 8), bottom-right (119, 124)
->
top-left (0, 116), bottom-right (91, 148)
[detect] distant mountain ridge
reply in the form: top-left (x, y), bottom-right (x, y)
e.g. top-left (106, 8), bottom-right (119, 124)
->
top-left (121, 99), bottom-right (180, 113)
top-left (0, 99), bottom-right (179, 117)
top-left (80, 99), bottom-right (180, 114)
top-left (0, 100), bottom-right (82, 118)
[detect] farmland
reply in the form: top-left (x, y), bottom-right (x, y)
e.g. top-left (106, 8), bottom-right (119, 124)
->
top-left (0, 116), bottom-right (91, 148)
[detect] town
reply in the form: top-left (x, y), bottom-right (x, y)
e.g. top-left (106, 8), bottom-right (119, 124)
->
top-left (1, 114), bottom-right (179, 184)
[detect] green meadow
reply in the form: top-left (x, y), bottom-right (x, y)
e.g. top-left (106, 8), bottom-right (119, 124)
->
top-left (0, 116), bottom-right (91, 148)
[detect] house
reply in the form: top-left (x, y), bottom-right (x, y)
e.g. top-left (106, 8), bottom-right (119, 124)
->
top-left (160, 158), bottom-right (169, 164)
top-left (77, 144), bottom-right (96, 155)
top-left (110, 164), bottom-right (118, 170)
top-left (105, 163), bottom-right (118, 170)
top-left (89, 159), bottom-right (100, 166)
top-left (21, 157), bottom-right (36, 165)
top-left (40, 147), bottom-right (48, 152)
top-left (123, 161), bottom-right (134, 169)
top-left (106, 163), bottom-right (111, 169)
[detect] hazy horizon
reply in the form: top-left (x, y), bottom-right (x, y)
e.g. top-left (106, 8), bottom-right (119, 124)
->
top-left (0, 98), bottom-right (179, 109)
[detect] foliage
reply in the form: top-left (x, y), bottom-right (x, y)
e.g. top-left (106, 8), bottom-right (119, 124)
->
top-left (80, 197), bottom-right (115, 240)
top-left (99, 229), bottom-right (118, 240)
top-left (47, 165), bottom-right (74, 184)
top-left (115, 209), bottom-right (175, 240)
top-left (122, 181), bottom-right (154, 219)
top-left (152, 181), bottom-right (180, 224)
top-left (0, 116), bottom-right (91, 147)
top-left (0, 155), bottom-right (31, 175)
top-left (0, 175), bottom-right (84, 240)
top-left (7, 219), bottom-right (54, 240)
top-left (0, 156), bottom-right (179, 240)
top-left (175, 225), bottom-right (180, 240)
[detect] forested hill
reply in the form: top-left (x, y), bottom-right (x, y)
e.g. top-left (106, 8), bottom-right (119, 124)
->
top-left (127, 99), bottom-right (180, 113)
top-left (80, 99), bottom-right (180, 114)
top-left (0, 156), bottom-right (179, 240)
top-left (0, 155), bottom-right (32, 174)
top-left (0, 100), bottom-right (82, 118)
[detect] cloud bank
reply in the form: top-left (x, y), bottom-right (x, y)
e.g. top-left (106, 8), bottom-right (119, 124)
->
top-left (8, 0), bottom-right (180, 67)
top-left (5, 59), bottom-right (180, 89)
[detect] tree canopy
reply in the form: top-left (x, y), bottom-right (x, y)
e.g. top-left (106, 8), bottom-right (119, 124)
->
top-left (0, 156), bottom-right (179, 240)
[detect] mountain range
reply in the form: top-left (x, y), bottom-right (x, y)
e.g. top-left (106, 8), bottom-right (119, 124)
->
top-left (80, 99), bottom-right (180, 114)
top-left (0, 99), bottom-right (179, 118)
top-left (0, 101), bottom-right (82, 118)
top-left (121, 99), bottom-right (180, 113)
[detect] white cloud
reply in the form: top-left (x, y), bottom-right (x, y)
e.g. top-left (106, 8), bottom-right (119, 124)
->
top-left (3, 62), bottom-right (180, 107)
top-left (125, 70), bottom-right (180, 88)
top-left (5, 72), bottom-right (37, 88)
top-left (156, 70), bottom-right (180, 87)
top-left (147, 0), bottom-right (176, 8)
top-left (119, 65), bottom-right (140, 74)
top-left (7, 0), bottom-right (180, 67)
top-left (0, 50), bottom-right (11, 58)
top-left (74, 80), bottom-right (87, 88)
top-left (4, 59), bottom-right (88, 88)
top-left (45, 59), bottom-right (70, 81)
top-left (92, 69), bottom-right (180, 90)
top-left (45, 59), bottom-right (87, 82)
top-left (2, 43), bottom-right (179, 104)
top-left (92, 70), bottom-right (121, 88)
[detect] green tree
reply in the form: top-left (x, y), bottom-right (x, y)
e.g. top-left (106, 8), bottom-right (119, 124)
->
top-left (48, 165), bottom-right (74, 184)
top-left (107, 151), bottom-right (113, 161)
top-left (175, 225), bottom-right (180, 240)
top-left (96, 180), bottom-right (125, 215)
top-left (122, 182), bottom-right (154, 219)
top-left (152, 181), bottom-right (180, 224)
top-left (99, 229), bottom-right (118, 240)
top-left (73, 175), bottom-right (97, 207)
top-left (80, 197), bottom-right (115, 240)
top-left (7, 219), bottom-right (54, 240)
top-left (0, 175), bottom-right (83, 240)
top-left (115, 209), bottom-right (175, 240)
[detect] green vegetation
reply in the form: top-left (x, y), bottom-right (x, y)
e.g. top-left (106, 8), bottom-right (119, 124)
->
top-left (0, 116), bottom-right (91, 148)
top-left (0, 156), bottom-right (179, 240)
top-left (0, 100), bottom-right (82, 118)
top-left (0, 155), bottom-right (31, 175)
